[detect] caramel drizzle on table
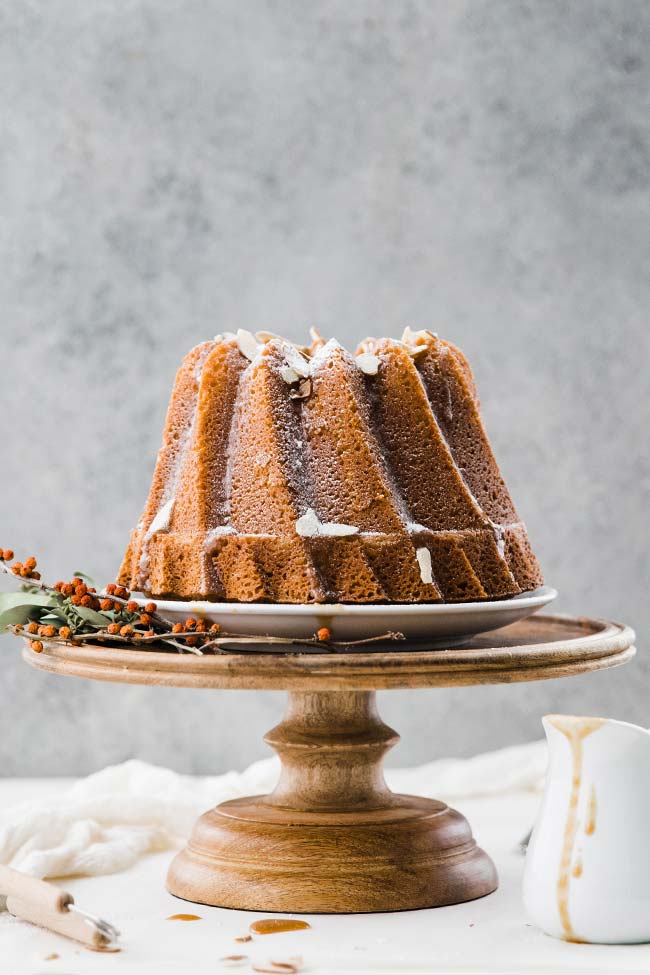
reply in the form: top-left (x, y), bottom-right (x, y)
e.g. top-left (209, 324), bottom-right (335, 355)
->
top-left (547, 715), bottom-right (604, 943)
top-left (249, 919), bottom-right (311, 935)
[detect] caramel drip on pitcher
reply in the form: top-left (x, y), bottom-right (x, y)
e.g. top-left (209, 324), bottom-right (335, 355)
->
top-left (585, 783), bottom-right (597, 835)
top-left (547, 716), bottom-right (604, 943)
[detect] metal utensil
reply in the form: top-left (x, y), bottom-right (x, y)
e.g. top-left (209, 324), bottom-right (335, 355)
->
top-left (0, 864), bottom-right (120, 951)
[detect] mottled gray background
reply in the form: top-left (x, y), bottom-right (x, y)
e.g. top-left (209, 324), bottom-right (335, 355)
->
top-left (1, 1), bottom-right (648, 776)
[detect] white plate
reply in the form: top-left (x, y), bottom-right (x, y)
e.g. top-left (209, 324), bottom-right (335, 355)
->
top-left (137, 586), bottom-right (557, 646)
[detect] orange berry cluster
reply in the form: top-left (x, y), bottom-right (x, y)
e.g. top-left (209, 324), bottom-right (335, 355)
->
top-left (170, 617), bottom-right (221, 647)
top-left (3, 549), bottom-right (224, 653)
top-left (53, 578), bottom-right (101, 609)
top-left (11, 623), bottom-right (43, 653)
top-left (1, 551), bottom-right (42, 580)
top-left (96, 583), bottom-right (161, 636)
top-left (21, 618), bottom-right (74, 652)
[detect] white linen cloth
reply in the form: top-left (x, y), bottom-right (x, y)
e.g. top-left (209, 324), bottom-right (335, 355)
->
top-left (0, 740), bottom-right (546, 880)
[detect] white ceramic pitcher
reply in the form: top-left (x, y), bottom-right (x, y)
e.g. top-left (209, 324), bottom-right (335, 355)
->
top-left (524, 714), bottom-right (650, 944)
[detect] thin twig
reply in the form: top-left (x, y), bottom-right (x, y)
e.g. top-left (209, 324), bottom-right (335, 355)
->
top-left (15, 628), bottom-right (205, 657)
top-left (330, 631), bottom-right (405, 646)
top-left (207, 640), bottom-right (329, 655)
top-left (0, 561), bottom-right (55, 596)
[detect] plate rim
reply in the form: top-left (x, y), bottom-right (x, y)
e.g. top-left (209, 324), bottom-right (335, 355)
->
top-left (139, 585), bottom-right (557, 617)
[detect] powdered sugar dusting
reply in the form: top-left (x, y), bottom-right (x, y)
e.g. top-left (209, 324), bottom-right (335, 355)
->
top-left (138, 342), bottom-right (215, 588)
top-left (204, 524), bottom-right (235, 552)
top-left (139, 497), bottom-right (175, 585)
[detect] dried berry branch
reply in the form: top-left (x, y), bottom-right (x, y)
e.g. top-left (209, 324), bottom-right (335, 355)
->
top-left (0, 547), bottom-right (405, 656)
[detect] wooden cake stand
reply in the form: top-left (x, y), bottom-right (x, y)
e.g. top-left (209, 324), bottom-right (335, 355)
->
top-left (24, 614), bottom-right (635, 914)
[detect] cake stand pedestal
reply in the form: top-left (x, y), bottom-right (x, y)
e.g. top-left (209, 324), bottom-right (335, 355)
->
top-left (24, 614), bottom-right (635, 914)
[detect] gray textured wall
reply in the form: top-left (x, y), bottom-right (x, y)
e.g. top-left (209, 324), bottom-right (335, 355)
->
top-left (1, 1), bottom-right (648, 776)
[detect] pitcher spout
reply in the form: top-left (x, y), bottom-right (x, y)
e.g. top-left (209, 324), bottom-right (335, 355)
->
top-left (543, 714), bottom-right (606, 743)
top-left (543, 714), bottom-right (650, 759)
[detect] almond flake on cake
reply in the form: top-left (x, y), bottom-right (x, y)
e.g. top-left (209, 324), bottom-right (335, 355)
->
top-left (295, 508), bottom-right (321, 537)
top-left (355, 352), bottom-right (381, 375)
top-left (236, 329), bottom-right (261, 361)
top-left (296, 508), bottom-right (358, 538)
top-left (145, 498), bottom-right (175, 539)
top-left (319, 521), bottom-right (359, 537)
top-left (415, 546), bottom-right (434, 585)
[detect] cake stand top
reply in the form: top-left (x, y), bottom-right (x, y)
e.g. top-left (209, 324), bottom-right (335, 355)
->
top-left (22, 614), bottom-right (635, 691)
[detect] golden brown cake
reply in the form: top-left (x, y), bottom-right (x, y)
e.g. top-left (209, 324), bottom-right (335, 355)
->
top-left (118, 328), bottom-right (543, 603)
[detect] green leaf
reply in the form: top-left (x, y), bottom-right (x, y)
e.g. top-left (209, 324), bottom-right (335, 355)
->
top-left (72, 605), bottom-right (109, 628)
top-left (40, 610), bottom-right (70, 625)
top-left (0, 592), bottom-right (57, 631)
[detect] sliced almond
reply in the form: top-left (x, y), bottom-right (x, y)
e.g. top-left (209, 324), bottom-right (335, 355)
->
top-left (280, 365), bottom-right (301, 385)
top-left (236, 328), bottom-right (261, 361)
top-left (289, 378), bottom-right (312, 399)
top-left (255, 330), bottom-right (283, 343)
top-left (402, 326), bottom-right (424, 345)
top-left (309, 326), bottom-right (324, 345)
top-left (355, 352), bottom-right (381, 376)
top-left (145, 497), bottom-right (175, 539)
top-left (289, 355), bottom-right (310, 378)
top-left (295, 508), bottom-right (321, 537)
top-left (320, 522), bottom-right (359, 536)
top-left (416, 546), bottom-right (433, 585)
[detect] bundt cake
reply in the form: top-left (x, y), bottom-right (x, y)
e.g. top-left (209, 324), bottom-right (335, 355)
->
top-left (118, 328), bottom-right (543, 603)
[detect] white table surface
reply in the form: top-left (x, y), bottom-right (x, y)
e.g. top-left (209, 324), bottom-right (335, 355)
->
top-left (2, 779), bottom-right (649, 975)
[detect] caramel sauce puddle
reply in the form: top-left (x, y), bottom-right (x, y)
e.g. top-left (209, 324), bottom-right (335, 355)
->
top-left (167, 913), bottom-right (202, 921)
top-left (547, 715), bottom-right (604, 943)
top-left (249, 919), bottom-right (311, 936)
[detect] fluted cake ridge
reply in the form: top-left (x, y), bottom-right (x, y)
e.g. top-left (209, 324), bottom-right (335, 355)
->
top-left (118, 328), bottom-right (543, 603)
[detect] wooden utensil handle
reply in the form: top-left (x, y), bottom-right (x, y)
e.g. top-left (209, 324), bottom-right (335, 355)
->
top-left (5, 896), bottom-right (107, 950)
top-left (0, 865), bottom-right (72, 913)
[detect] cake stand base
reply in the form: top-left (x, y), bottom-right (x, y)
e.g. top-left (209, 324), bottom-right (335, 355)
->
top-left (25, 615), bottom-right (634, 912)
top-left (167, 690), bottom-right (497, 913)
